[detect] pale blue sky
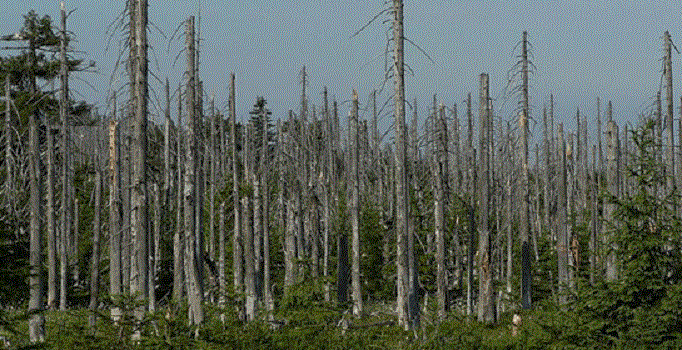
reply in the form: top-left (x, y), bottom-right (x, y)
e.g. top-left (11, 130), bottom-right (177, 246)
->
top-left (2, 0), bottom-right (681, 143)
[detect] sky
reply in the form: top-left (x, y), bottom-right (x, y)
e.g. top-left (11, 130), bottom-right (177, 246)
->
top-left (2, 0), bottom-right (682, 145)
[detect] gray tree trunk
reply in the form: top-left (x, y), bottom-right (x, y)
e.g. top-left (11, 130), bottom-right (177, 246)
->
top-left (3, 76), bottom-right (14, 218)
top-left (664, 31), bottom-right (674, 192)
top-left (231, 73), bottom-right (243, 297)
top-left (605, 120), bottom-right (619, 282)
top-left (173, 85), bottom-right (185, 303)
top-left (219, 202), bottom-right (226, 305)
top-left (59, 4), bottom-right (71, 312)
top-left (350, 91), bottom-right (363, 316)
top-left (557, 124), bottom-right (568, 303)
top-left (435, 104), bottom-right (448, 318)
top-left (519, 31), bottom-right (532, 310)
top-left (130, 0), bottom-right (149, 326)
top-left (46, 117), bottom-right (57, 310)
top-left (184, 16), bottom-right (203, 325)
top-left (89, 133), bottom-right (103, 327)
top-left (208, 95), bottom-right (216, 304)
top-left (392, 0), bottom-right (410, 330)
top-left (477, 73), bottom-right (494, 323)
top-left (109, 116), bottom-right (123, 322)
top-left (244, 125), bottom-right (257, 321)
top-left (27, 22), bottom-right (44, 339)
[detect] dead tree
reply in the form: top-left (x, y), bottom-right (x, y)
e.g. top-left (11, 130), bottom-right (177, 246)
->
top-left (557, 124), bottom-right (568, 303)
top-left (605, 120), bottom-right (619, 282)
top-left (350, 90), bottom-right (363, 316)
top-left (435, 103), bottom-right (448, 317)
top-left (89, 126), bottom-right (103, 327)
top-left (519, 31), bottom-right (532, 310)
top-left (392, 0), bottom-right (410, 330)
top-left (26, 14), bottom-right (44, 341)
top-left (664, 31), bottom-right (674, 192)
top-left (478, 73), bottom-right (494, 323)
top-left (231, 73), bottom-right (243, 297)
top-left (184, 16), bottom-right (203, 325)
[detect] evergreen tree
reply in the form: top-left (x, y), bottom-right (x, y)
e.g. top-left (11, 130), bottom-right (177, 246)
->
top-left (560, 119), bottom-right (682, 347)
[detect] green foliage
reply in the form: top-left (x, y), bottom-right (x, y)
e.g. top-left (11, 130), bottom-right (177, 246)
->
top-left (529, 119), bottom-right (682, 348)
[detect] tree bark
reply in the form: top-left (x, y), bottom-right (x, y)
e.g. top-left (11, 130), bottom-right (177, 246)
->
top-left (89, 137), bottom-right (103, 327)
top-left (173, 86), bottom-right (185, 303)
top-left (392, 0), bottom-right (410, 330)
top-left (435, 104), bottom-right (448, 318)
top-left (664, 31), bottom-right (674, 192)
top-left (184, 16), bottom-right (203, 325)
top-left (350, 90), bottom-right (363, 316)
top-left (231, 73), bottom-right (243, 297)
top-left (130, 0), bottom-right (149, 326)
top-left (46, 117), bottom-right (57, 310)
top-left (557, 124), bottom-right (568, 303)
top-left (519, 31), bottom-right (532, 310)
top-left (605, 120), bottom-right (619, 282)
top-left (477, 73), bottom-right (494, 323)
top-left (27, 16), bottom-right (45, 341)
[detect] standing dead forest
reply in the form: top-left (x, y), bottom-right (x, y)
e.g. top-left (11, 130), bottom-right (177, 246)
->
top-left (1, 1), bottom-right (682, 349)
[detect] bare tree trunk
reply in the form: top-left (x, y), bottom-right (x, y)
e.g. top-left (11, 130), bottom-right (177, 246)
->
top-left (605, 120), bottom-right (619, 282)
top-left (231, 73), bottom-right (243, 297)
top-left (435, 104), bottom-right (448, 318)
top-left (664, 31), bottom-right (674, 192)
top-left (3, 75), bottom-right (14, 219)
top-left (466, 93), bottom-right (475, 317)
top-left (73, 198), bottom-right (80, 287)
top-left (408, 99), bottom-right (419, 329)
top-left (149, 183), bottom-right (159, 311)
top-left (244, 124), bottom-right (257, 321)
top-left (392, 0), bottom-right (410, 330)
top-left (46, 117), bottom-right (57, 310)
top-left (219, 202), bottom-right (226, 305)
top-left (27, 23), bottom-right (44, 339)
top-left (184, 16), bottom-right (203, 326)
top-left (163, 80), bottom-right (172, 295)
top-left (557, 124), bottom-right (568, 303)
top-left (590, 144), bottom-right (598, 284)
top-left (262, 119), bottom-right (272, 312)
top-left (89, 134), bottom-right (103, 327)
top-left (350, 90), bottom-right (363, 316)
top-left (323, 87), bottom-right (331, 302)
top-left (109, 114), bottom-right (123, 321)
top-left (59, 4), bottom-right (71, 312)
top-left (519, 31), bottom-right (532, 310)
top-left (130, 0), bottom-right (149, 327)
top-left (208, 95), bottom-right (217, 303)
top-left (173, 87), bottom-right (185, 303)
top-left (477, 73), bottom-right (494, 323)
